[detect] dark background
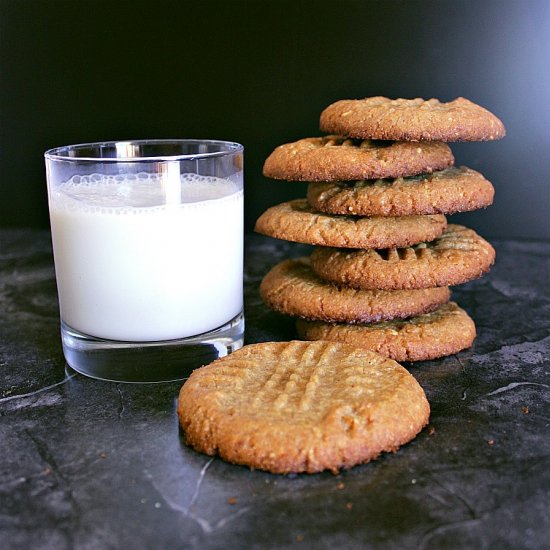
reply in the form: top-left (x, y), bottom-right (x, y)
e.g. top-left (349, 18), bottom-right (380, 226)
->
top-left (1, 0), bottom-right (549, 239)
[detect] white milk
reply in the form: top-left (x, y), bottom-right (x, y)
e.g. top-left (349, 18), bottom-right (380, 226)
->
top-left (49, 173), bottom-right (243, 341)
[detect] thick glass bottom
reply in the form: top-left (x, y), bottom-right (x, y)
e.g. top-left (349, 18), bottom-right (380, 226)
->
top-left (61, 312), bottom-right (244, 383)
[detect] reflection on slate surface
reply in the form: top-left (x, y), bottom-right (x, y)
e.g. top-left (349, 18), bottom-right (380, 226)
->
top-left (0, 229), bottom-right (549, 549)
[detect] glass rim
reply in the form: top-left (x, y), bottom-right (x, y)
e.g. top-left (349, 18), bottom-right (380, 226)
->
top-left (44, 139), bottom-right (244, 163)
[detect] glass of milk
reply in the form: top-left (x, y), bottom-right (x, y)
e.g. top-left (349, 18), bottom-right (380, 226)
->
top-left (45, 140), bottom-right (244, 382)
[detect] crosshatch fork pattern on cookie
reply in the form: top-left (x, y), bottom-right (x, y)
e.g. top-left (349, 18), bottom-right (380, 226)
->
top-left (310, 224), bottom-right (495, 290)
top-left (191, 340), bottom-right (402, 417)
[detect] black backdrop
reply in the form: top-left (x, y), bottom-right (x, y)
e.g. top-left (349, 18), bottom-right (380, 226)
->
top-left (1, 0), bottom-right (549, 239)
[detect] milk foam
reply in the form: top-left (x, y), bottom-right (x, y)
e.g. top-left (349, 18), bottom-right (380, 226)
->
top-left (52, 172), bottom-right (241, 210)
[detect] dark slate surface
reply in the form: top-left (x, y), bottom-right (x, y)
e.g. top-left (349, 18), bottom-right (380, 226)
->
top-left (0, 229), bottom-right (549, 550)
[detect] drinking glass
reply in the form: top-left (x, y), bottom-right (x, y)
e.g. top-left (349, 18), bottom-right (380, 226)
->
top-left (45, 139), bottom-right (244, 382)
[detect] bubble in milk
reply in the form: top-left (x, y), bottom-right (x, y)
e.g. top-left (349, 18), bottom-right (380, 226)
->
top-left (53, 172), bottom-right (241, 213)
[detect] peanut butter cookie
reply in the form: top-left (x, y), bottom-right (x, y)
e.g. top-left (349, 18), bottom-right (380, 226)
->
top-left (263, 136), bottom-right (454, 181)
top-left (319, 97), bottom-right (505, 142)
top-left (260, 257), bottom-right (450, 323)
top-left (178, 340), bottom-right (430, 474)
top-left (255, 199), bottom-right (447, 249)
top-left (306, 166), bottom-right (494, 217)
top-left (296, 302), bottom-right (476, 362)
top-left (310, 224), bottom-right (495, 289)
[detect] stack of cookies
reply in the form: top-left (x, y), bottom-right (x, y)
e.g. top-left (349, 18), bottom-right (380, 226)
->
top-left (256, 97), bottom-right (505, 362)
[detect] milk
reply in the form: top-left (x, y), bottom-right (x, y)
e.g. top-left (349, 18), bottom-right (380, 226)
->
top-left (49, 173), bottom-right (243, 342)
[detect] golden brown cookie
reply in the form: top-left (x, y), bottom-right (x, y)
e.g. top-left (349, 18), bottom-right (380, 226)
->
top-left (254, 199), bottom-right (447, 249)
top-left (319, 97), bottom-right (506, 142)
top-left (306, 166), bottom-right (495, 217)
top-left (262, 136), bottom-right (454, 181)
top-left (310, 224), bottom-right (495, 290)
top-left (178, 340), bottom-right (430, 474)
top-left (296, 302), bottom-right (476, 362)
top-left (260, 257), bottom-right (451, 323)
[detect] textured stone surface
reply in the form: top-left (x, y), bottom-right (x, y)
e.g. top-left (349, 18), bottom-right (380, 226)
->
top-left (0, 229), bottom-right (549, 549)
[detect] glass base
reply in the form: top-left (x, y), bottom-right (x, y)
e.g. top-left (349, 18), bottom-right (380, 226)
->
top-left (61, 312), bottom-right (244, 383)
